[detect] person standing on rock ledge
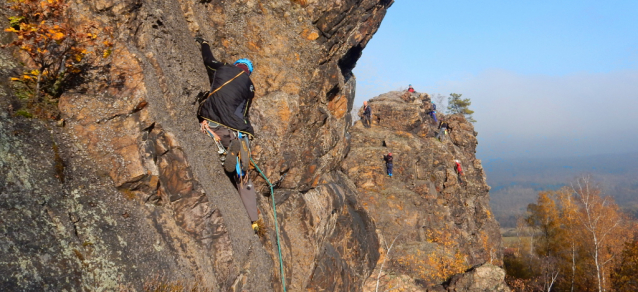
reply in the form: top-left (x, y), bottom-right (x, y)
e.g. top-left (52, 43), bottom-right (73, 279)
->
top-left (362, 100), bottom-right (371, 128)
top-left (384, 153), bottom-right (393, 177)
top-left (436, 120), bottom-right (449, 141)
top-left (454, 160), bottom-right (464, 185)
top-left (195, 37), bottom-right (260, 232)
top-left (427, 103), bottom-right (438, 124)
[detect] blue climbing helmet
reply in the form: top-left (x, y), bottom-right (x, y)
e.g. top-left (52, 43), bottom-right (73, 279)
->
top-left (234, 58), bottom-right (253, 74)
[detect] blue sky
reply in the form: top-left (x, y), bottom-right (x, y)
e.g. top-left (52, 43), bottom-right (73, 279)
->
top-left (353, 0), bottom-right (638, 160)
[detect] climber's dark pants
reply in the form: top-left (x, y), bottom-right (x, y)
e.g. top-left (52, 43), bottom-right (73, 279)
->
top-left (208, 121), bottom-right (259, 222)
top-left (430, 112), bottom-right (438, 124)
top-left (235, 177), bottom-right (259, 221)
top-left (386, 163), bottom-right (393, 176)
top-left (363, 114), bottom-right (371, 128)
top-left (208, 121), bottom-right (235, 148)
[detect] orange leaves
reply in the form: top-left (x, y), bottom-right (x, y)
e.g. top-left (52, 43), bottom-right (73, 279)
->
top-left (394, 248), bottom-right (468, 284)
top-left (507, 178), bottom-right (635, 292)
top-left (102, 48), bottom-right (112, 58)
top-left (47, 28), bottom-right (65, 41)
top-left (611, 235), bottom-right (638, 291)
top-left (4, 0), bottom-right (113, 100)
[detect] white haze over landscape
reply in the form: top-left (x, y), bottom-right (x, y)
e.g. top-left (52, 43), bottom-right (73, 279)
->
top-left (436, 69), bottom-right (638, 160)
top-left (353, 0), bottom-right (638, 161)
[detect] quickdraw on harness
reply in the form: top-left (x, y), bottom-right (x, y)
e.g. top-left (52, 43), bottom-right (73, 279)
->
top-left (206, 128), bottom-right (227, 155)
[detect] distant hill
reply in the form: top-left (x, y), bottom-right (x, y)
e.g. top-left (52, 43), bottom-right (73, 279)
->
top-left (483, 152), bottom-right (638, 227)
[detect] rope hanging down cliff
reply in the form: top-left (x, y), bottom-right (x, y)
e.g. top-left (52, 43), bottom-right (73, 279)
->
top-left (251, 158), bottom-right (287, 292)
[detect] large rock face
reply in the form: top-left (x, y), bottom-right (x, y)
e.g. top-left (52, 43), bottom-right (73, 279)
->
top-left (1, 0), bottom-right (390, 291)
top-left (1, 1), bottom-right (505, 291)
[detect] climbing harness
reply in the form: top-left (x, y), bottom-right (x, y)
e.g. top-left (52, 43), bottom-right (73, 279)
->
top-left (251, 157), bottom-right (287, 292)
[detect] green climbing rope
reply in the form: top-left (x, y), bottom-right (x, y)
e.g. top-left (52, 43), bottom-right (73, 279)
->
top-left (251, 157), bottom-right (287, 292)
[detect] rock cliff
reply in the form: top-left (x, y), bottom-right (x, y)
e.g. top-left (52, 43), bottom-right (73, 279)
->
top-left (0, 0), bottom-right (505, 291)
top-left (347, 92), bottom-right (506, 291)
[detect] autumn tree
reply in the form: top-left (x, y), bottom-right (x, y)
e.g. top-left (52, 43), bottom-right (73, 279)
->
top-left (611, 231), bottom-right (638, 292)
top-left (526, 191), bottom-right (567, 291)
top-left (447, 93), bottom-right (475, 123)
top-left (3, 0), bottom-right (112, 103)
top-left (572, 177), bottom-right (626, 292)
top-left (556, 187), bottom-right (580, 292)
top-left (505, 178), bottom-right (633, 292)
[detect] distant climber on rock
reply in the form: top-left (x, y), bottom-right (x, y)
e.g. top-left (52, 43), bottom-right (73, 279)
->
top-left (195, 37), bottom-right (260, 231)
top-left (454, 160), bottom-right (464, 185)
top-left (362, 100), bottom-right (371, 128)
top-left (427, 103), bottom-right (438, 124)
top-left (384, 153), bottom-right (393, 177)
top-left (436, 120), bottom-right (449, 141)
top-left (407, 84), bottom-right (415, 93)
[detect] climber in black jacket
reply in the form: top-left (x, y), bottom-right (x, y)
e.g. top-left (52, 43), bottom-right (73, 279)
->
top-left (197, 38), bottom-right (255, 139)
top-left (195, 38), bottom-right (260, 231)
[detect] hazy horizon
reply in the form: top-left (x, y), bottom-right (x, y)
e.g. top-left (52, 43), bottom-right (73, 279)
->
top-left (353, 0), bottom-right (638, 161)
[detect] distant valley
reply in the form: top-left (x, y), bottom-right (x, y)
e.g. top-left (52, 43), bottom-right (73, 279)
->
top-left (483, 152), bottom-right (638, 227)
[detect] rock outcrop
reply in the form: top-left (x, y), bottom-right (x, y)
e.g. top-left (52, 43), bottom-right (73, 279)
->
top-left (348, 92), bottom-right (504, 291)
top-left (443, 264), bottom-right (511, 292)
top-left (1, 0), bottom-right (506, 291)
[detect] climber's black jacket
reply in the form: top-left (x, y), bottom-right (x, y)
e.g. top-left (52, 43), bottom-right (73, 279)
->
top-left (384, 155), bottom-right (393, 164)
top-left (197, 43), bottom-right (255, 137)
top-left (363, 105), bottom-right (371, 117)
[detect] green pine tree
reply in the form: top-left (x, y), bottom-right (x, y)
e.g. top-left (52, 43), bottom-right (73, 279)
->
top-left (447, 93), bottom-right (476, 123)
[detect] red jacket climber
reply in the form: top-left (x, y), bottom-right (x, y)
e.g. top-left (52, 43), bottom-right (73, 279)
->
top-left (455, 160), bottom-right (464, 176)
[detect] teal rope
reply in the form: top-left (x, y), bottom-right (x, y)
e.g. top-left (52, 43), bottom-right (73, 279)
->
top-left (251, 157), bottom-right (287, 292)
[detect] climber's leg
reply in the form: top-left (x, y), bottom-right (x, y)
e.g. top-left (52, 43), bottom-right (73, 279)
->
top-left (236, 177), bottom-right (259, 222)
top-left (208, 121), bottom-right (235, 148)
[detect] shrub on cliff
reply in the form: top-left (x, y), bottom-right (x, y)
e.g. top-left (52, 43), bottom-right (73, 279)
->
top-left (3, 0), bottom-right (112, 117)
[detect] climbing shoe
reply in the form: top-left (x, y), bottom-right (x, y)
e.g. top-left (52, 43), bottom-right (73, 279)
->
top-left (252, 222), bottom-right (260, 233)
top-left (224, 139), bottom-right (241, 173)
